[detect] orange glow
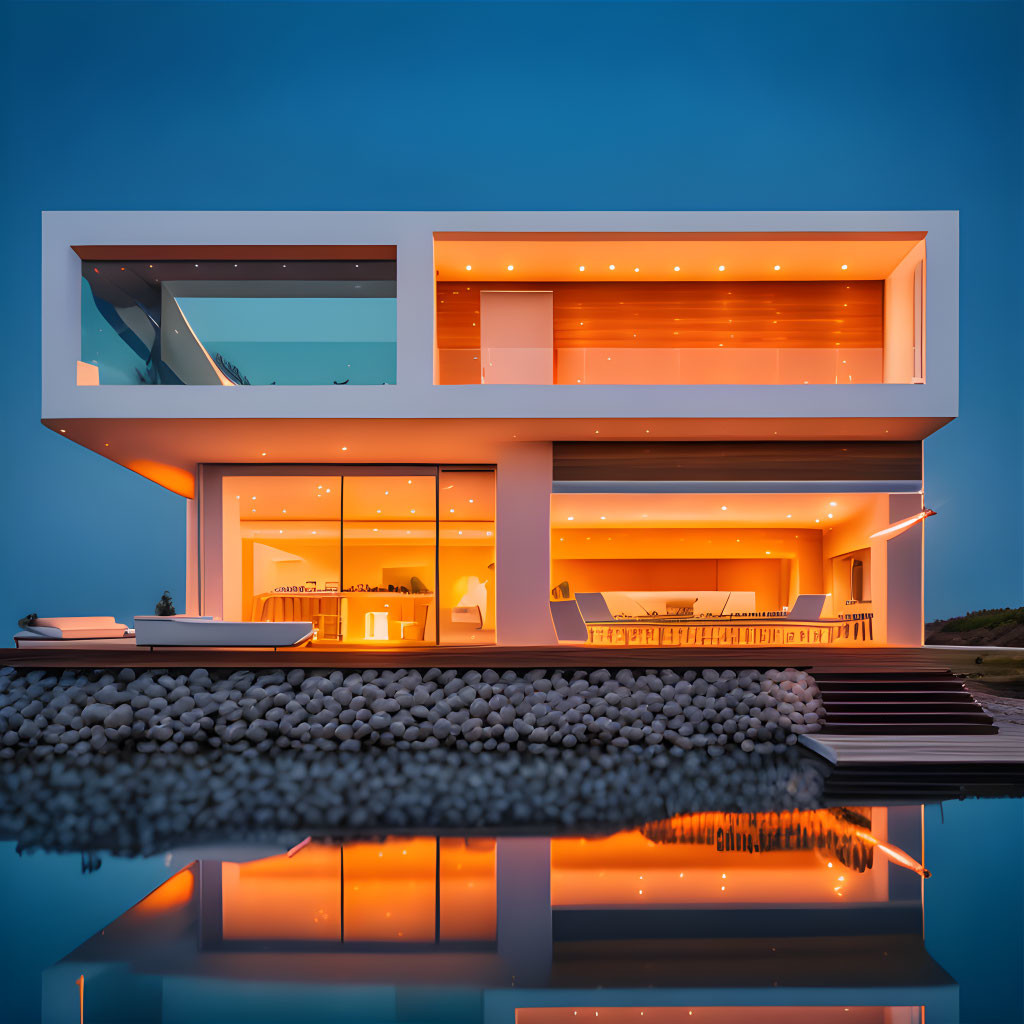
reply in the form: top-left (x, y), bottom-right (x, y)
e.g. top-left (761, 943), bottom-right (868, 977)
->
top-left (134, 866), bottom-right (195, 914)
top-left (435, 233), bottom-right (924, 282)
top-left (439, 837), bottom-right (497, 941)
top-left (222, 843), bottom-right (341, 941)
top-left (344, 838), bottom-right (436, 941)
top-left (869, 508), bottom-right (935, 540)
top-left (551, 809), bottom-right (895, 906)
top-left (516, 1008), bottom-right (916, 1023)
top-left (75, 974), bottom-right (84, 1024)
top-left (216, 836), bottom-right (497, 944)
top-left (125, 459), bottom-right (196, 499)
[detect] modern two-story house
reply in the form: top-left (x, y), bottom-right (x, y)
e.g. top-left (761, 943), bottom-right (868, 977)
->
top-left (41, 211), bottom-right (957, 649)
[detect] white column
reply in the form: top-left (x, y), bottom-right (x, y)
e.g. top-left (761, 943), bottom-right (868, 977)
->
top-left (495, 442), bottom-right (557, 645)
top-left (886, 493), bottom-right (925, 645)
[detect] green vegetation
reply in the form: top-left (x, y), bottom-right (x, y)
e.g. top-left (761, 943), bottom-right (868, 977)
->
top-left (938, 607), bottom-right (1024, 632)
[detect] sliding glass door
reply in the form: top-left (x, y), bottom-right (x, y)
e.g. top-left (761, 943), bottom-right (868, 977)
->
top-left (204, 464), bottom-right (494, 646)
top-left (341, 473), bottom-right (437, 643)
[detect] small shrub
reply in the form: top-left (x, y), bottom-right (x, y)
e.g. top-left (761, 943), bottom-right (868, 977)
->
top-left (155, 591), bottom-right (176, 616)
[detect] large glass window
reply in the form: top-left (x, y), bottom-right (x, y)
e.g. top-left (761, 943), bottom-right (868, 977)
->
top-left (212, 466), bottom-right (494, 646)
top-left (80, 255), bottom-right (396, 385)
top-left (434, 233), bottom-right (926, 386)
top-left (551, 491), bottom-right (888, 647)
top-left (342, 474), bottom-right (437, 642)
top-left (439, 468), bottom-right (496, 645)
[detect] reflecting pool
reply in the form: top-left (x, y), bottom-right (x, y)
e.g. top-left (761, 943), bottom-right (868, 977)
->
top-left (0, 752), bottom-right (1021, 1023)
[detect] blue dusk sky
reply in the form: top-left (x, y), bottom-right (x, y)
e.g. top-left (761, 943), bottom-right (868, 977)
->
top-left (0, 0), bottom-right (1022, 628)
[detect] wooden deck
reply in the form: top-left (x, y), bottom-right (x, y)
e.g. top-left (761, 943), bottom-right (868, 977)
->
top-left (0, 643), bottom-right (975, 672)
top-left (802, 724), bottom-right (1024, 764)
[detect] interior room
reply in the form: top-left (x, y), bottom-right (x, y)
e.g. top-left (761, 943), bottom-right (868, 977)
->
top-left (434, 232), bottom-right (926, 386)
top-left (550, 490), bottom-right (895, 644)
top-left (217, 468), bottom-right (495, 645)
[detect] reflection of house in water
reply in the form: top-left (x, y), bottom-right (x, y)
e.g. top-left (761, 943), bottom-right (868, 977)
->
top-left (44, 808), bottom-right (957, 1023)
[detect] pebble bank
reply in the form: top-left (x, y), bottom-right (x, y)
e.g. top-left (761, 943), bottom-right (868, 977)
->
top-left (0, 663), bottom-right (824, 759)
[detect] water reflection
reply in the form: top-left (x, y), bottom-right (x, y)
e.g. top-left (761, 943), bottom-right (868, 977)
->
top-left (0, 747), bottom-right (831, 857)
top-left (38, 808), bottom-right (953, 1024)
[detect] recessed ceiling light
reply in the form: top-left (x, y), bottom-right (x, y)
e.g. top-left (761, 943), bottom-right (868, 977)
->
top-left (506, 264), bottom-right (514, 271)
top-left (720, 505), bottom-right (728, 511)
top-left (567, 516), bottom-right (574, 521)
top-left (841, 264), bottom-right (848, 270)
top-left (465, 264), bottom-right (472, 271)
top-left (633, 267), bottom-right (640, 273)
top-left (718, 265), bottom-right (726, 272)
top-left (579, 265), bottom-right (585, 272)
top-left (599, 515), bottom-right (606, 520)
top-left (774, 265), bottom-right (781, 271)
top-left (608, 264), bottom-right (616, 270)
top-left (829, 501), bottom-right (837, 506)
top-left (673, 266), bottom-right (680, 272)
top-left (449, 507), bottom-right (455, 513)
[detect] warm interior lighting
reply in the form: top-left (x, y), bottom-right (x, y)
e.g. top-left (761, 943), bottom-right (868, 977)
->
top-left (869, 508), bottom-right (936, 540)
top-left (507, 264), bottom-right (514, 271)
top-left (841, 264), bottom-right (848, 270)
top-left (718, 265), bottom-right (726, 271)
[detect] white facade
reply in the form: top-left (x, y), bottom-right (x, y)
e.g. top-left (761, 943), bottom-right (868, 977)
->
top-left (41, 211), bottom-right (958, 647)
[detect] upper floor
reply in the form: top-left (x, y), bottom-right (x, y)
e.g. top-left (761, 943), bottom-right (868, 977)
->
top-left (43, 210), bottom-right (957, 443)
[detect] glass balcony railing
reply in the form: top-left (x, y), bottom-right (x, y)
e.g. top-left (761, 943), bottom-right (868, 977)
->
top-left (79, 257), bottom-right (397, 385)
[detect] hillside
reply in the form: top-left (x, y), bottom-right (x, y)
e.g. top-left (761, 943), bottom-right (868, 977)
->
top-left (926, 607), bottom-right (1024, 647)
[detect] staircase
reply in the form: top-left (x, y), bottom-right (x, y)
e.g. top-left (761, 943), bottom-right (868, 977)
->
top-left (814, 670), bottom-right (998, 735)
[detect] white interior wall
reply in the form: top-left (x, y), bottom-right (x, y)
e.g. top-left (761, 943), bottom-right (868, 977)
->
top-left (884, 239), bottom-right (927, 384)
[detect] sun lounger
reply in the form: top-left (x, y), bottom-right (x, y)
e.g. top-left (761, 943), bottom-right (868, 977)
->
top-left (134, 616), bottom-right (313, 648)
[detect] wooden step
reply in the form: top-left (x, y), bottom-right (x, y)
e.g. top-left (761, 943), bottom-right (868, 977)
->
top-left (820, 690), bottom-right (978, 703)
top-left (822, 721), bottom-right (999, 735)
top-left (824, 703), bottom-right (986, 716)
top-left (812, 670), bottom-right (959, 681)
top-left (816, 679), bottom-right (968, 691)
